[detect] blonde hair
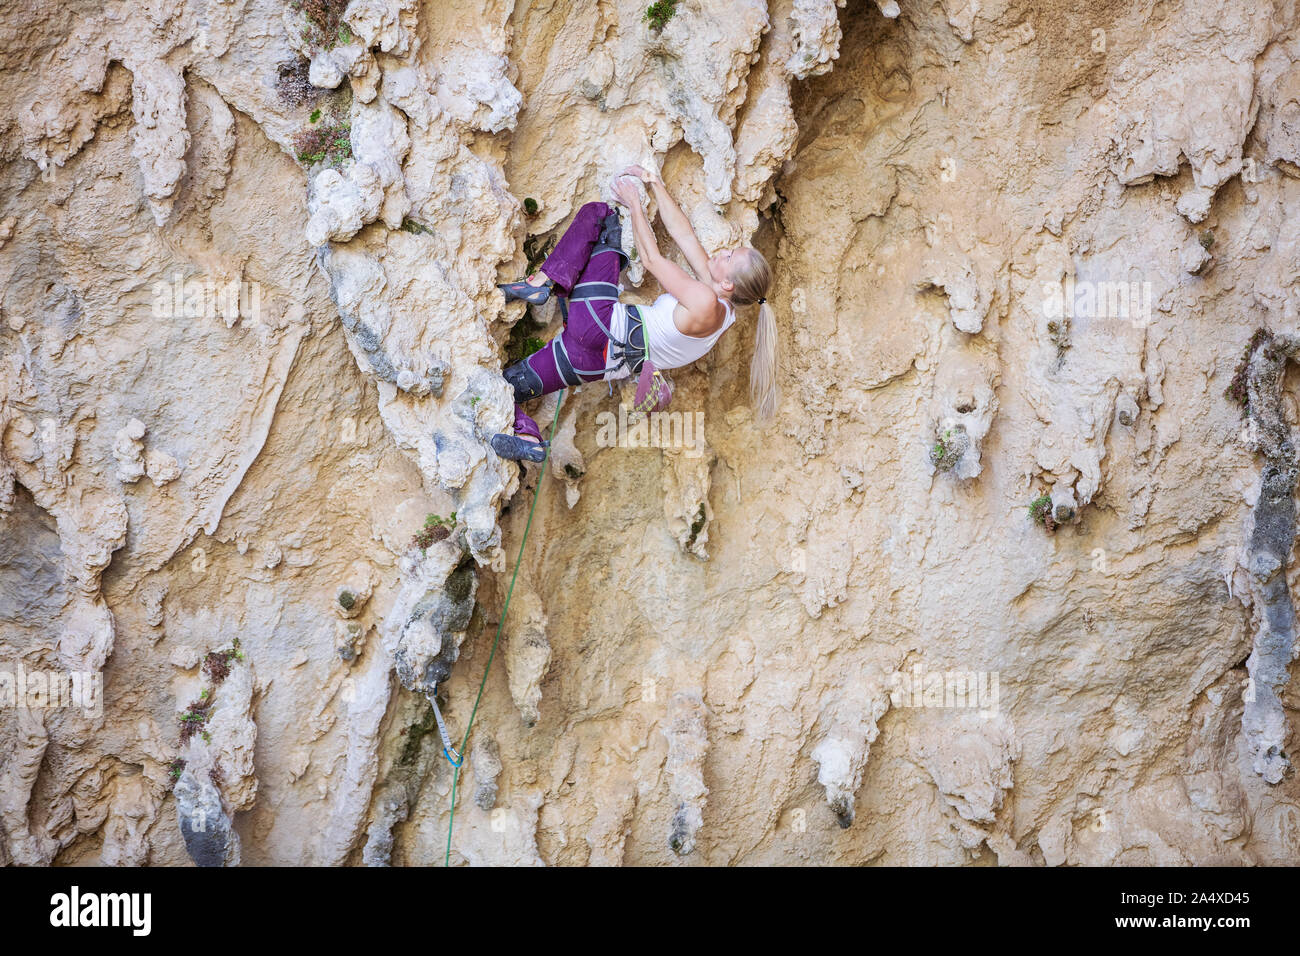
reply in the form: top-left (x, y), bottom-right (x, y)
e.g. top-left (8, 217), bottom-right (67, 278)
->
top-left (727, 248), bottom-right (780, 424)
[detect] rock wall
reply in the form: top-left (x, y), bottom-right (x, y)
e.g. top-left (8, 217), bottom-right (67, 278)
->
top-left (2, 0), bottom-right (1300, 865)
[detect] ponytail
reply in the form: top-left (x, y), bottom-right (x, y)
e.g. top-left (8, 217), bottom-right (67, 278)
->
top-left (749, 300), bottom-right (780, 424)
top-left (725, 246), bottom-right (779, 425)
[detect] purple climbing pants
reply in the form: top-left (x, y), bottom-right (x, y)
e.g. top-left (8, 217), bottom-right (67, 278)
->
top-left (512, 201), bottom-right (624, 440)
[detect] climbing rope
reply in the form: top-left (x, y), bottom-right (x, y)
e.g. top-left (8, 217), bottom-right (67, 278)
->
top-left (443, 390), bottom-right (564, 866)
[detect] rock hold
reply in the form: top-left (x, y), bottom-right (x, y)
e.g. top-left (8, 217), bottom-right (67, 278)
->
top-left (663, 691), bottom-right (709, 855)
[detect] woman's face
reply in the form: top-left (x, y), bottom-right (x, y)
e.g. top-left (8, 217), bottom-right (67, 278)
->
top-left (709, 247), bottom-right (742, 285)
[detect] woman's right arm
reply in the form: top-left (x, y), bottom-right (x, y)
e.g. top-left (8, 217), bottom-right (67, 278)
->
top-left (617, 181), bottom-right (718, 333)
top-left (624, 166), bottom-right (712, 280)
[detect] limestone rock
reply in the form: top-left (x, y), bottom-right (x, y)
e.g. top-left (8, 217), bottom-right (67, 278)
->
top-left (470, 738), bottom-right (502, 811)
top-left (113, 419), bottom-right (147, 483)
top-left (145, 448), bottom-right (181, 485)
top-left (663, 691), bottom-right (709, 856)
top-left (812, 676), bottom-right (890, 828)
top-left (504, 585), bottom-right (550, 726)
top-left (5, 0), bottom-right (1300, 870)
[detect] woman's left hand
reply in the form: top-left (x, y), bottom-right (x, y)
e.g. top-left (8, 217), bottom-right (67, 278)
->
top-left (622, 164), bottom-right (660, 186)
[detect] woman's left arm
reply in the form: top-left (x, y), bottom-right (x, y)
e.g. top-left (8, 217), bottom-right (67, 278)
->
top-left (621, 189), bottom-right (717, 329)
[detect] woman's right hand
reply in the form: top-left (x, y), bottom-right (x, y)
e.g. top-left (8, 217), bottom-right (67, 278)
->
top-left (623, 164), bottom-right (660, 186)
top-left (611, 175), bottom-right (641, 208)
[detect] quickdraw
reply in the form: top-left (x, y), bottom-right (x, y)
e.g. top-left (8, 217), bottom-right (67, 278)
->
top-left (429, 693), bottom-right (463, 767)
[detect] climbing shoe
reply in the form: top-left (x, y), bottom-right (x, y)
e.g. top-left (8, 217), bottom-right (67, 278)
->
top-left (492, 433), bottom-right (549, 462)
top-left (503, 357), bottom-right (545, 402)
top-left (592, 211), bottom-right (629, 268)
top-left (498, 275), bottom-right (553, 305)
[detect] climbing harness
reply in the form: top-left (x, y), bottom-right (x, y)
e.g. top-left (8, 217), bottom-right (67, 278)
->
top-left (552, 277), bottom-right (644, 383)
top-left (442, 391), bottom-right (564, 866)
top-left (554, 278), bottom-right (672, 413)
top-left (546, 210), bottom-right (673, 409)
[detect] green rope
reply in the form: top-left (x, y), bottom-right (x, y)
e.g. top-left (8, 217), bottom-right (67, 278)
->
top-left (444, 391), bottom-right (564, 867)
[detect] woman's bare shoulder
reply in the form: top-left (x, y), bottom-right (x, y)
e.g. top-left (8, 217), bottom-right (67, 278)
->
top-left (672, 292), bottom-right (728, 338)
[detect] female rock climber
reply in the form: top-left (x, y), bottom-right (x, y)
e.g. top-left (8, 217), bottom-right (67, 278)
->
top-left (491, 165), bottom-right (779, 461)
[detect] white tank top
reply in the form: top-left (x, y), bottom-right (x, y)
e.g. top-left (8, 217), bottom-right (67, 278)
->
top-left (604, 293), bottom-right (735, 380)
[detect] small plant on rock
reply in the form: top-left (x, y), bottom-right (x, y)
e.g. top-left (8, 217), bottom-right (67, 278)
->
top-left (412, 512), bottom-right (457, 554)
top-left (1028, 493), bottom-right (1057, 533)
top-left (505, 311), bottom-right (548, 365)
top-left (929, 427), bottom-right (966, 472)
top-left (1046, 317), bottom-right (1070, 356)
top-left (202, 639), bottom-right (244, 684)
top-left (202, 651), bottom-right (230, 684)
top-left (523, 233), bottom-right (558, 278)
top-left (644, 0), bottom-right (681, 30)
top-left (275, 59), bottom-right (321, 107)
top-left (293, 114), bottom-right (352, 168)
top-left (1225, 327), bottom-right (1273, 413)
top-left (289, 0), bottom-right (353, 51)
top-left (685, 503), bottom-right (707, 550)
top-left (179, 695), bottom-right (214, 745)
